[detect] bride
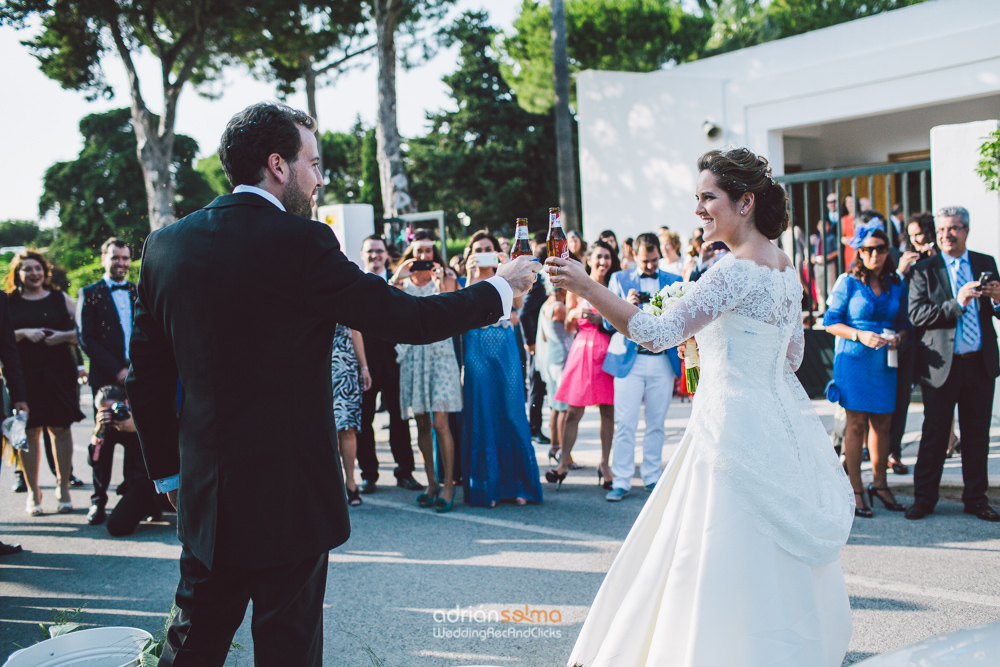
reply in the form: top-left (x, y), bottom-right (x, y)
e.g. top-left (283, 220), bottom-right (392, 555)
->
top-left (546, 147), bottom-right (855, 667)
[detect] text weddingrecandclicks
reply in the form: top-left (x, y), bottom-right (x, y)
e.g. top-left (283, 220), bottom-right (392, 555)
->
top-left (431, 605), bottom-right (564, 641)
top-left (433, 626), bottom-right (563, 640)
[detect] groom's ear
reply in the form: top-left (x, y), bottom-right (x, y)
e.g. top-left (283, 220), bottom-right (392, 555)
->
top-left (264, 152), bottom-right (289, 185)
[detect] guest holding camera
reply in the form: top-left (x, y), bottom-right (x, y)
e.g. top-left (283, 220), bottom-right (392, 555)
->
top-left (89, 385), bottom-right (172, 536)
top-left (460, 231), bottom-right (542, 507)
top-left (823, 229), bottom-right (911, 517)
top-left (546, 241), bottom-right (620, 488)
top-left (7, 251), bottom-right (84, 516)
top-left (391, 233), bottom-right (462, 512)
top-left (906, 206), bottom-right (1000, 522)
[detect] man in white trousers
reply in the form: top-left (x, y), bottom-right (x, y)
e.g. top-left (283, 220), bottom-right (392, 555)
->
top-left (602, 233), bottom-right (683, 501)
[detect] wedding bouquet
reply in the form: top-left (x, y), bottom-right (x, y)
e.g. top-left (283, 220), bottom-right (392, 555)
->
top-left (642, 282), bottom-right (700, 393)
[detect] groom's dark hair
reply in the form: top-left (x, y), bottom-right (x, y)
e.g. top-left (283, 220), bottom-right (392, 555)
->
top-left (218, 102), bottom-right (316, 188)
top-left (634, 233), bottom-right (661, 255)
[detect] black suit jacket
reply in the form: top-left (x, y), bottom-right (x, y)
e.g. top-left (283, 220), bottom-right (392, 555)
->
top-left (519, 277), bottom-right (546, 347)
top-left (908, 250), bottom-right (1000, 388)
top-left (78, 280), bottom-right (137, 389)
top-left (0, 291), bottom-right (27, 404)
top-left (125, 193), bottom-right (503, 569)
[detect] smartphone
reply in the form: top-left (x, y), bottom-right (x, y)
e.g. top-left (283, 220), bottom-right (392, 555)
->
top-left (637, 292), bottom-right (652, 304)
top-left (475, 252), bottom-right (499, 267)
top-left (979, 271), bottom-right (995, 285)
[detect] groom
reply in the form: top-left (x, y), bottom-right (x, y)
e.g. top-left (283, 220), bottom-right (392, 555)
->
top-left (126, 102), bottom-right (541, 666)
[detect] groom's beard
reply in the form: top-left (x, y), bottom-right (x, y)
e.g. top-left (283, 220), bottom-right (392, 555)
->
top-left (281, 168), bottom-right (315, 219)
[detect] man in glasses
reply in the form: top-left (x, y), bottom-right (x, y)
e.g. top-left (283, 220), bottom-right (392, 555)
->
top-left (906, 206), bottom-right (1000, 522)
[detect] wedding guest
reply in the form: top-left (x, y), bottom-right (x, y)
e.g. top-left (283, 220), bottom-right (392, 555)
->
top-left (523, 231), bottom-right (550, 445)
top-left (823, 229), bottom-right (910, 517)
top-left (331, 325), bottom-right (371, 506)
top-left (546, 241), bottom-right (619, 488)
top-left (0, 288), bottom-right (28, 554)
top-left (8, 251), bottom-right (84, 516)
top-left (460, 231), bottom-right (543, 508)
top-left (567, 230), bottom-right (586, 261)
top-left (391, 235), bottom-right (462, 513)
top-left (658, 230), bottom-right (685, 276)
top-left (604, 234), bottom-right (682, 502)
top-left (906, 206), bottom-right (1000, 522)
top-left (682, 228), bottom-right (704, 281)
top-left (811, 214), bottom-right (839, 313)
top-left (598, 230), bottom-right (619, 257)
top-left (620, 238), bottom-right (636, 272)
top-left (498, 236), bottom-right (511, 256)
top-left (840, 195), bottom-right (857, 267)
top-left (77, 237), bottom-right (137, 525)
top-left (356, 235), bottom-right (421, 495)
top-left (536, 273), bottom-right (575, 466)
top-left (889, 203), bottom-right (906, 249)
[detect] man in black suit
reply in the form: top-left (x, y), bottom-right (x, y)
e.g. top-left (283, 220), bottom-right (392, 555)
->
top-left (77, 237), bottom-right (136, 525)
top-left (355, 234), bottom-right (421, 494)
top-left (906, 206), bottom-right (1000, 522)
top-left (522, 231), bottom-right (550, 444)
top-left (125, 102), bottom-right (540, 666)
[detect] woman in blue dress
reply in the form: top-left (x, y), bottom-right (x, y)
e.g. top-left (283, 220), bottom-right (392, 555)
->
top-left (461, 230), bottom-right (543, 508)
top-left (823, 228), bottom-right (911, 518)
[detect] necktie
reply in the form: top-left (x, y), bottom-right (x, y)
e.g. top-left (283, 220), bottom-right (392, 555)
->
top-left (953, 257), bottom-right (980, 352)
top-left (110, 284), bottom-right (129, 292)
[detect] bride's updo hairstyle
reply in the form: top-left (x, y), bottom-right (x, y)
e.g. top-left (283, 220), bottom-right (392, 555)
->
top-left (697, 148), bottom-right (789, 240)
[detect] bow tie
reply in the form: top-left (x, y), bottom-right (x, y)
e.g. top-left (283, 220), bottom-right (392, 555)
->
top-left (109, 284), bottom-right (129, 292)
top-left (640, 273), bottom-right (658, 279)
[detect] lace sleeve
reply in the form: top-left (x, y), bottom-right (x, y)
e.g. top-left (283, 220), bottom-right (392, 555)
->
top-left (626, 257), bottom-right (752, 352)
top-left (786, 321), bottom-right (805, 372)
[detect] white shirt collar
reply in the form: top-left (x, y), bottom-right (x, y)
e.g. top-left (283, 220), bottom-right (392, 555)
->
top-left (103, 273), bottom-right (127, 287)
top-left (233, 184), bottom-right (285, 212)
top-left (944, 249), bottom-right (970, 267)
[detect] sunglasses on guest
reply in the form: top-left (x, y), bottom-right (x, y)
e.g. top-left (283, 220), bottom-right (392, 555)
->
top-left (858, 244), bottom-right (888, 256)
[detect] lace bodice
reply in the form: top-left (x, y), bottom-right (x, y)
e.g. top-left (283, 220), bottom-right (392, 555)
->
top-left (628, 254), bottom-right (805, 372)
top-left (627, 254), bottom-right (854, 566)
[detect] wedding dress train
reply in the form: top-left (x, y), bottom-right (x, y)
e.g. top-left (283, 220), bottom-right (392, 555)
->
top-left (568, 255), bottom-right (855, 667)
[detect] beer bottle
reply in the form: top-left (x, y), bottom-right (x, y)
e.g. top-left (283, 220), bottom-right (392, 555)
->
top-left (510, 218), bottom-right (533, 259)
top-left (547, 207), bottom-right (568, 260)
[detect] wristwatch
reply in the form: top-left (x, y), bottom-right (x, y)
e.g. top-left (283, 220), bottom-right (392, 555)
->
top-left (851, 330), bottom-right (859, 342)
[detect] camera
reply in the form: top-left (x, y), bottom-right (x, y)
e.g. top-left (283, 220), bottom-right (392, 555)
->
top-left (109, 403), bottom-right (131, 421)
top-left (637, 292), bottom-right (652, 304)
top-left (410, 260), bottom-right (435, 272)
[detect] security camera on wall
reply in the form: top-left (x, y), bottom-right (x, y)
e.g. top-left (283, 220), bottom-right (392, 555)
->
top-left (702, 121), bottom-right (722, 140)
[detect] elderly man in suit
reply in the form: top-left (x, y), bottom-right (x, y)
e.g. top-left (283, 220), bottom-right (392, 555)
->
top-left (602, 233), bottom-right (683, 501)
top-left (906, 206), bottom-right (1000, 522)
top-left (125, 101), bottom-right (541, 666)
top-left (77, 237), bottom-right (137, 526)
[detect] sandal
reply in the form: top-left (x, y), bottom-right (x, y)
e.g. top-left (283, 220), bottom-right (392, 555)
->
top-left (26, 497), bottom-right (43, 517)
top-left (347, 486), bottom-right (362, 507)
top-left (514, 497), bottom-right (527, 506)
top-left (417, 486), bottom-right (439, 508)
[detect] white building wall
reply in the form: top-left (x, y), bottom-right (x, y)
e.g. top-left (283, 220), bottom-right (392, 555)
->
top-left (576, 0), bottom-right (1000, 243)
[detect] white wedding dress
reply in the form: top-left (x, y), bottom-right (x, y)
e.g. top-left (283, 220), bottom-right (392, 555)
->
top-left (568, 255), bottom-right (855, 667)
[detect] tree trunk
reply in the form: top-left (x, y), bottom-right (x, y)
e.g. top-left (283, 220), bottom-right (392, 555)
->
top-left (305, 65), bottom-right (325, 206)
top-left (127, 86), bottom-right (177, 231)
top-left (372, 0), bottom-right (414, 218)
top-left (551, 0), bottom-right (580, 233)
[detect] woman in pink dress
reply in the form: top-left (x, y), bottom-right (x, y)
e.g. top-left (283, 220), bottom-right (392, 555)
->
top-left (547, 240), bottom-right (620, 489)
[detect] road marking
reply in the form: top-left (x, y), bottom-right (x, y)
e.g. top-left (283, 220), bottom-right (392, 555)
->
top-left (362, 497), bottom-right (621, 543)
top-left (845, 574), bottom-right (1000, 608)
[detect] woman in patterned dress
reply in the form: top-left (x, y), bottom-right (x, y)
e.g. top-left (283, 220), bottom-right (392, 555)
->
top-left (331, 324), bottom-right (371, 506)
top-left (391, 234), bottom-right (462, 513)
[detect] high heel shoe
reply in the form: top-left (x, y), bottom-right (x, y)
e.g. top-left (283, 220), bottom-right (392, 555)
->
top-left (547, 448), bottom-right (560, 465)
top-left (868, 484), bottom-right (905, 512)
top-left (545, 469), bottom-right (567, 488)
top-left (597, 465), bottom-right (613, 491)
top-left (854, 491), bottom-right (873, 518)
top-left (435, 490), bottom-right (455, 513)
top-left (416, 486), bottom-right (439, 508)
top-left (26, 496), bottom-right (43, 517)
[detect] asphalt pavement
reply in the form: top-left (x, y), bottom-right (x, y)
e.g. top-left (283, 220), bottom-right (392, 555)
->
top-left (1, 393), bottom-right (998, 666)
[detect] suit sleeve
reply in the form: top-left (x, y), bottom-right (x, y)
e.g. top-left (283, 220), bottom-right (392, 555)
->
top-left (908, 263), bottom-right (963, 329)
top-left (0, 294), bottom-right (26, 403)
top-left (303, 225), bottom-right (504, 343)
top-left (125, 240), bottom-right (180, 482)
top-left (78, 287), bottom-right (126, 378)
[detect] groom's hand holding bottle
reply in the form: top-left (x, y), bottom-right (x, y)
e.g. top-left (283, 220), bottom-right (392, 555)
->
top-left (497, 254), bottom-right (543, 298)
